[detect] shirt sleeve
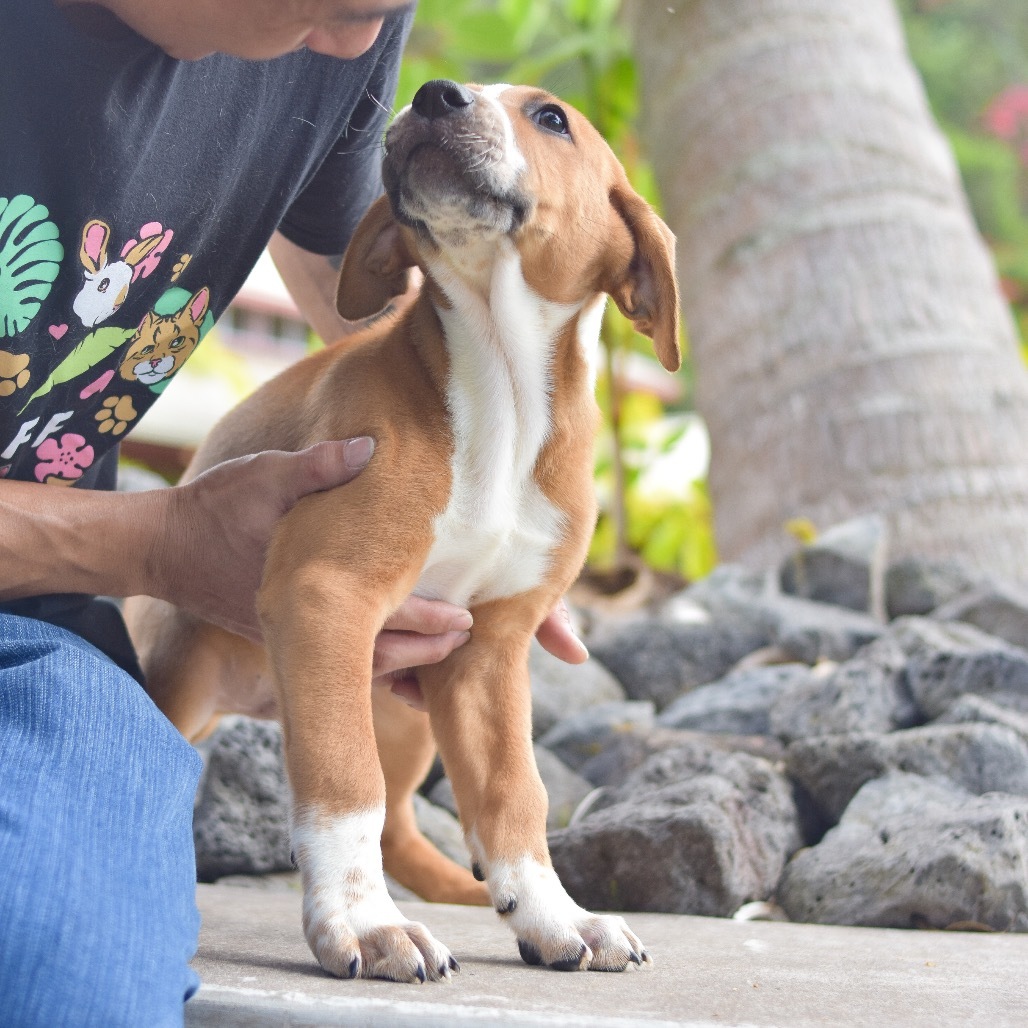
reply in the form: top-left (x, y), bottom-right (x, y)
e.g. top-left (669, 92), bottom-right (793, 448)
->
top-left (275, 7), bottom-right (413, 256)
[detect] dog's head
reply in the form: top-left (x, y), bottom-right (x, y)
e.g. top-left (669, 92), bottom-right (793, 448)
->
top-left (337, 80), bottom-right (680, 372)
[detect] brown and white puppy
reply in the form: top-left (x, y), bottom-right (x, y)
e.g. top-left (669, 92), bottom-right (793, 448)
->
top-left (129, 80), bottom-right (680, 983)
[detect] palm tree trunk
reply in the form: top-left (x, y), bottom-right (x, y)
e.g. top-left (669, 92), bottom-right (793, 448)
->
top-left (627, 0), bottom-right (1028, 575)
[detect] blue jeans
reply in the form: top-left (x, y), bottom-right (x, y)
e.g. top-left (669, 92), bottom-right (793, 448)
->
top-left (0, 613), bottom-right (202, 1027)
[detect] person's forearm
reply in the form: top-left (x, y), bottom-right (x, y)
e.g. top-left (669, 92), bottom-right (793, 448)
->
top-left (268, 231), bottom-right (351, 344)
top-left (0, 480), bottom-right (163, 601)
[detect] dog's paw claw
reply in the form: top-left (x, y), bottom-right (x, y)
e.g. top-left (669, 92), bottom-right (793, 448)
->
top-left (549, 943), bottom-right (590, 972)
top-left (518, 939), bottom-right (543, 966)
top-left (472, 862), bottom-right (485, 882)
top-left (496, 894), bottom-right (517, 915)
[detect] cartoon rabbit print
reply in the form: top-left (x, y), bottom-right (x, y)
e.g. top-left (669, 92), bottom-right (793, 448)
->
top-left (73, 220), bottom-right (168, 328)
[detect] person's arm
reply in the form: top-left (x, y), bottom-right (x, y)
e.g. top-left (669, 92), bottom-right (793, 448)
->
top-left (0, 440), bottom-right (373, 641)
top-left (267, 231), bottom-right (352, 344)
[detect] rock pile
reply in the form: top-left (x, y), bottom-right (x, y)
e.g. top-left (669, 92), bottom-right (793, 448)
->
top-left (194, 516), bottom-right (1028, 932)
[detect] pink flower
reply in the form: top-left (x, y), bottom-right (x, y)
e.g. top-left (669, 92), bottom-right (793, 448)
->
top-left (34, 433), bottom-right (95, 483)
top-left (984, 85), bottom-right (1028, 164)
top-left (985, 85), bottom-right (1028, 138)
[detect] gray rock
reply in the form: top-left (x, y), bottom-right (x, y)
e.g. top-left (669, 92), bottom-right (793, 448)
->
top-left (549, 743), bottom-right (801, 916)
top-left (589, 616), bottom-right (769, 710)
top-left (768, 593), bottom-right (884, 665)
top-left (574, 725), bottom-right (786, 789)
top-left (779, 514), bottom-right (887, 616)
top-left (410, 793), bottom-right (472, 869)
top-left (574, 726), bottom-right (704, 787)
top-left (658, 663), bottom-right (814, 736)
top-left (429, 746), bottom-right (592, 831)
top-left (887, 616), bottom-right (1028, 718)
top-left (933, 581), bottom-right (1028, 651)
top-left (529, 640), bottom-right (625, 738)
top-left (934, 694), bottom-right (1028, 745)
top-left (778, 773), bottom-right (1028, 931)
top-left (769, 637), bottom-right (920, 742)
top-left (885, 557), bottom-right (980, 619)
top-left (426, 775), bottom-right (457, 816)
top-left (676, 567), bottom-right (883, 665)
top-left (534, 746), bottom-right (595, 829)
top-left (194, 716), bottom-right (471, 886)
top-left (676, 563), bottom-right (772, 619)
top-left (536, 700), bottom-right (655, 771)
top-left (786, 722), bottom-right (1028, 823)
top-left (193, 716), bottom-right (292, 882)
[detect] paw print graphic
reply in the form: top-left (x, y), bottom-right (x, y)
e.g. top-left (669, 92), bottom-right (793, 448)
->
top-left (95, 394), bottom-right (139, 436)
top-left (171, 254), bottom-right (192, 282)
top-left (0, 350), bottom-right (30, 397)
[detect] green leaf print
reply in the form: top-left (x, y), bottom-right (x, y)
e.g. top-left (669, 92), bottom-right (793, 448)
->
top-left (20, 325), bottom-right (133, 412)
top-left (0, 195), bottom-right (64, 339)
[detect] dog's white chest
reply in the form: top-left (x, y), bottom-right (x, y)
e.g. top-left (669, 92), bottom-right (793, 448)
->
top-left (417, 465), bottom-right (565, 608)
top-left (413, 245), bottom-right (582, 607)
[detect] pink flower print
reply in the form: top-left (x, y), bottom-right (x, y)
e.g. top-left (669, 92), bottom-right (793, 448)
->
top-left (121, 223), bottom-right (174, 282)
top-left (34, 433), bottom-right (95, 484)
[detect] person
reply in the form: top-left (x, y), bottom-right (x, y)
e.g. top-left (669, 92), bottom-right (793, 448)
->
top-left (0, 3), bottom-right (587, 1024)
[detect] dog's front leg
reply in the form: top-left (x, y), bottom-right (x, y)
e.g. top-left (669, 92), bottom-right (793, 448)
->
top-left (259, 527), bottom-right (456, 982)
top-left (418, 597), bottom-right (651, 972)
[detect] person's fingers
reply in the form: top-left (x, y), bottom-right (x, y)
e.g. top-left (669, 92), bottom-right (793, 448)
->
top-left (274, 437), bottom-right (375, 508)
top-left (372, 628), bottom-right (471, 679)
top-left (386, 674), bottom-right (427, 711)
top-left (383, 594), bottom-right (473, 635)
top-left (535, 600), bottom-right (589, 664)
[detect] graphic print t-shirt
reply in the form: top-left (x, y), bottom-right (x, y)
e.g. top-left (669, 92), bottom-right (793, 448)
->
top-left (0, 1), bottom-right (409, 489)
top-left (0, 2), bottom-right (409, 667)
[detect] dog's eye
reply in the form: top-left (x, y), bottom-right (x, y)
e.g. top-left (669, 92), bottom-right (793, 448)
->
top-left (533, 104), bottom-right (571, 138)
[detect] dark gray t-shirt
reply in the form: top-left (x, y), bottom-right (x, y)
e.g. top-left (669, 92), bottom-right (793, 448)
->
top-left (0, 1), bottom-right (411, 670)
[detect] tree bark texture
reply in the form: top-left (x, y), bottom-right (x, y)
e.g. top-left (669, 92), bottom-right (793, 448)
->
top-left (627, 0), bottom-right (1028, 576)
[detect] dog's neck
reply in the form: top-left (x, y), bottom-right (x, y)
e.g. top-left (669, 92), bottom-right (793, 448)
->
top-left (422, 239), bottom-right (600, 509)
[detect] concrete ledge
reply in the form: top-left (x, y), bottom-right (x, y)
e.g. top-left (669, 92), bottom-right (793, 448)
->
top-left (188, 883), bottom-right (1028, 1026)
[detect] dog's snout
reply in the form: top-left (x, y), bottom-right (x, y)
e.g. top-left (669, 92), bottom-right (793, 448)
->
top-left (411, 80), bottom-right (475, 121)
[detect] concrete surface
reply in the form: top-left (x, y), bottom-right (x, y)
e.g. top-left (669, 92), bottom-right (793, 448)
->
top-left (188, 883), bottom-right (1028, 1027)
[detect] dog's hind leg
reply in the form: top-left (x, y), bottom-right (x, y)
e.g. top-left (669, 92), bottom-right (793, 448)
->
top-left (373, 685), bottom-right (490, 905)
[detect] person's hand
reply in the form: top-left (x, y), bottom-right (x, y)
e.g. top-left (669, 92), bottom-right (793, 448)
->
top-left (151, 438), bottom-right (375, 641)
top-left (382, 597), bottom-right (589, 710)
top-left (535, 599), bottom-right (589, 665)
top-left (373, 595), bottom-right (473, 707)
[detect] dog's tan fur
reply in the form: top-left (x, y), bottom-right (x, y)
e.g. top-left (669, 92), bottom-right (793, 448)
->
top-left (128, 83), bottom-right (679, 978)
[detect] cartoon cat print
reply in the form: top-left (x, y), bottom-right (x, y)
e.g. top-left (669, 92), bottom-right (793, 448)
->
top-left (119, 288), bottom-right (209, 386)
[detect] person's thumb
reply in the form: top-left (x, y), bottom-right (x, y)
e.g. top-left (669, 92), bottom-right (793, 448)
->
top-left (278, 437), bottom-right (375, 508)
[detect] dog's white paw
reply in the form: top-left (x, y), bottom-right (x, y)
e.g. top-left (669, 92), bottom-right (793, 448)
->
top-left (305, 903), bottom-right (458, 982)
top-left (488, 857), bottom-right (651, 972)
top-left (294, 807), bottom-right (458, 982)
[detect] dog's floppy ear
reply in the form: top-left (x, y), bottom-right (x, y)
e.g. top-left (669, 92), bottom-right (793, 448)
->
top-left (335, 194), bottom-right (417, 322)
top-left (606, 186), bottom-right (682, 372)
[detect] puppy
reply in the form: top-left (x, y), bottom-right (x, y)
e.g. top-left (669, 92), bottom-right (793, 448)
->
top-left (129, 80), bottom-right (680, 983)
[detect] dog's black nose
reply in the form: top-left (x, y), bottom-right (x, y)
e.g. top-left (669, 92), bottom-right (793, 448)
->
top-left (411, 80), bottom-right (475, 121)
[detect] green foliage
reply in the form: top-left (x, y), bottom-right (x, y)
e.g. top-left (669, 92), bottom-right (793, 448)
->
top-left (590, 390), bottom-right (715, 581)
top-left (898, 0), bottom-right (1028, 344)
top-left (947, 126), bottom-right (1028, 243)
